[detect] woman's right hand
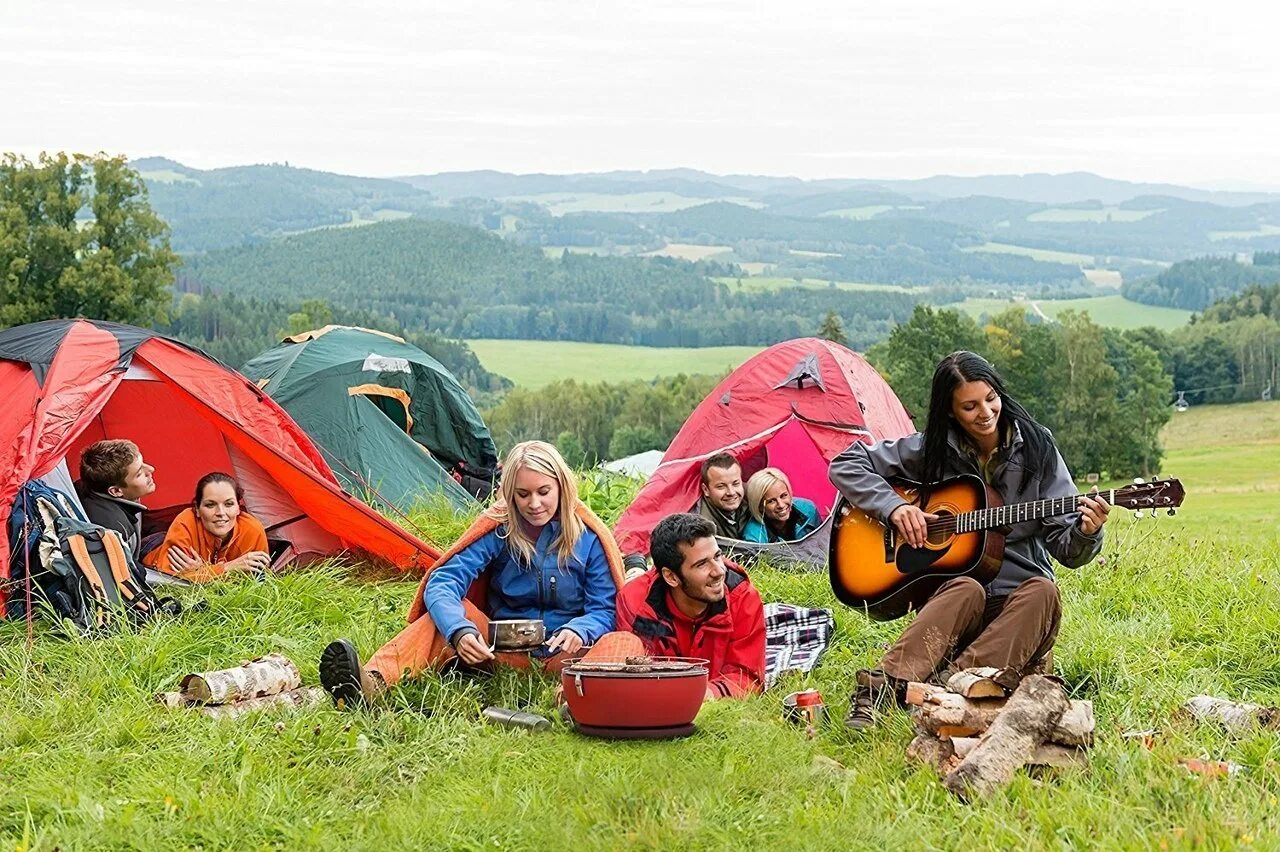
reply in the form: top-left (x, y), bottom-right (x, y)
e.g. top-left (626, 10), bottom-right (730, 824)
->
top-left (455, 631), bottom-right (496, 665)
top-left (890, 504), bottom-right (939, 549)
top-left (226, 550), bottom-right (271, 574)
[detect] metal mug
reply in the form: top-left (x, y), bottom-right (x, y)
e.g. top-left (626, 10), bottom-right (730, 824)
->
top-left (783, 689), bottom-right (828, 727)
top-left (486, 618), bottom-right (546, 651)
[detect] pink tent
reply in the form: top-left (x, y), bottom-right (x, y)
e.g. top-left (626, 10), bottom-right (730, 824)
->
top-left (615, 338), bottom-right (914, 561)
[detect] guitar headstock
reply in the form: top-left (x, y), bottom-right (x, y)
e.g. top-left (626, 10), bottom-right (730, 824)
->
top-left (1112, 477), bottom-right (1186, 512)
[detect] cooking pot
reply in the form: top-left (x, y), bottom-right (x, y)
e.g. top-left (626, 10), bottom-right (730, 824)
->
top-left (487, 618), bottom-right (545, 651)
top-left (561, 657), bottom-right (708, 737)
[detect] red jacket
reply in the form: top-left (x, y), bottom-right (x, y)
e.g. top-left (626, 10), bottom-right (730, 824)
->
top-left (616, 561), bottom-right (765, 698)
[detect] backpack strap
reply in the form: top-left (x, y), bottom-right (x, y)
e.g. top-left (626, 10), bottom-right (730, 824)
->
top-left (100, 530), bottom-right (155, 618)
top-left (65, 533), bottom-right (115, 630)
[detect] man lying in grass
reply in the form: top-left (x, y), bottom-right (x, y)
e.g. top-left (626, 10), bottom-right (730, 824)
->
top-left (320, 440), bottom-right (626, 707)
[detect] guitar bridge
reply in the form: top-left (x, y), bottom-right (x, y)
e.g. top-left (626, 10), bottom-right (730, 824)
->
top-left (883, 524), bottom-right (895, 562)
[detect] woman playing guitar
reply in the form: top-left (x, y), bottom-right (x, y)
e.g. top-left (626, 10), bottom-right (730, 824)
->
top-left (830, 351), bottom-right (1111, 730)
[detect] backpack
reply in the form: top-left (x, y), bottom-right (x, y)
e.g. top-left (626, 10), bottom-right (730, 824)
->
top-left (7, 481), bottom-right (181, 632)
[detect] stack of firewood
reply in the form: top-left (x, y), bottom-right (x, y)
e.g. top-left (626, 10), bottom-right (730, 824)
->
top-left (905, 667), bottom-right (1095, 800)
top-left (156, 653), bottom-right (327, 719)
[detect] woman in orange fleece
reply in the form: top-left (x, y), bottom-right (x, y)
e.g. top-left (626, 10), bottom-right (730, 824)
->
top-left (144, 472), bottom-right (269, 582)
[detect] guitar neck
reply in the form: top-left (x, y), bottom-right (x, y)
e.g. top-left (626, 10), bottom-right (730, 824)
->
top-left (955, 490), bottom-right (1111, 533)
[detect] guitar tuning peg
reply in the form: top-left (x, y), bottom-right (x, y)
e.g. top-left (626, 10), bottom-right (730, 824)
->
top-left (1133, 477), bottom-right (1145, 485)
top-left (1133, 510), bottom-right (1144, 519)
top-left (1166, 508), bottom-right (1176, 516)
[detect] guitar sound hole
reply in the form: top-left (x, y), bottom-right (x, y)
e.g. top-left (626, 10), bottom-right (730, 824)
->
top-left (926, 510), bottom-right (953, 546)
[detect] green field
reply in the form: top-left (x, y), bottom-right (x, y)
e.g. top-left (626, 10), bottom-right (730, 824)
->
top-left (3, 403), bottom-right (1278, 847)
top-left (641, 243), bottom-right (733, 262)
top-left (1028, 207), bottom-right (1162, 223)
top-left (961, 241), bottom-right (1097, 266)
top-left (1209, 224), bottom-right (1280, 242)
top-left (958, 294), bottom-right (1193, 330)
top-left (468, 339), bottom-right (760, 387)
top-left (505, 192), bottom-right (763, 216)
top-left (711, 276), bottom-right (917, 294)
top-left (138, 169), bottom-right (201, 186)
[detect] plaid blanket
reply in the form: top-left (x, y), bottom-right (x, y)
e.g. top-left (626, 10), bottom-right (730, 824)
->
top-left (764, 603), bottom-right (835, 690)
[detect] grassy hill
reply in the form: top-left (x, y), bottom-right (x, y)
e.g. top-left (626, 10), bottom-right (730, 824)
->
top-left (2, 402), bottom-right (1277, 846)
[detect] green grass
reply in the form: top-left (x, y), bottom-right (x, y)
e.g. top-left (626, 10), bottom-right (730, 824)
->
top-left (958, 294), bottom-right (1193, 330)
top-left (467, 339), bottom-right (760, 388)
top-left (3, 405), bottom-right (1279, 848)
top-left (1028, 207), bottom-right (1161, 223)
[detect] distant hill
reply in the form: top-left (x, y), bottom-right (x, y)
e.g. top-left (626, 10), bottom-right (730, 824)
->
top-left (180, 218), bottom-right (921, 349)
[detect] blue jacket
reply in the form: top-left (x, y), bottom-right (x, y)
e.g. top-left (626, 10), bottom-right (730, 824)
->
top-left (425, 520), bottom-right (617, 647)
top-left (742, 497), bottom-right (821, 543)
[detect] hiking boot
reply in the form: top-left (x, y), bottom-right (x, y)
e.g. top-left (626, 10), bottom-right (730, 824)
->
top-left (320, 639), bottom-right (384, 709)
top-left (845, 669), bottom-right (893, 731)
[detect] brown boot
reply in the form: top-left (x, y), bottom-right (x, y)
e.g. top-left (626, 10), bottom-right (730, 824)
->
top-left (320, 639), bottom-right (385, 708)
top-left (845, 669), bottom-right (897, 731)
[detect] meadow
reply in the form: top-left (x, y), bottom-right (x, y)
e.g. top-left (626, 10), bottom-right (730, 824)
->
top-left (467, 339), bottom-right (760, 388)
top-left (1, 402), bottom-right (1277, 849)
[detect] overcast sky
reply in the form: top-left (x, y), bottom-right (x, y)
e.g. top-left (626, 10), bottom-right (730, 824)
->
top-left (5, 0), bottom-right (1277, 186)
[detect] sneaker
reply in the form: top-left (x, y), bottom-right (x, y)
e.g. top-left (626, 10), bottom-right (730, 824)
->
top-left (845, 668), bottom-right (892, 731)
top-left (319, 639), bottom-right (383, 708)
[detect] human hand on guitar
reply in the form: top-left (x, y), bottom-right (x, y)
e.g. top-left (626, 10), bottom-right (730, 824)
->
top-left (889, 503), bottom-right (939, 549)
top-left (1078, 488), bottom-right (1110, 535)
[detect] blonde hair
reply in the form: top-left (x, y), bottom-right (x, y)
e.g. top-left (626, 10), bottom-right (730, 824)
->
top-left (745, 467), bottom-right (792, 524)
top-left (489, 440), bottom-right (584, 566)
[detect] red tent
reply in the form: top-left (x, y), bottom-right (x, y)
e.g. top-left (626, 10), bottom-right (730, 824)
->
top-left (614, 338), bottom-right (915, 557)
top-left (0, 320), bottom-right (440, 593)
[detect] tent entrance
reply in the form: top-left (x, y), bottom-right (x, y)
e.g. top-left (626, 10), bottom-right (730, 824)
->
top-left (63, 368), bottom-right (342, 560)
top-left (348, 384), bottom-right (414, 433)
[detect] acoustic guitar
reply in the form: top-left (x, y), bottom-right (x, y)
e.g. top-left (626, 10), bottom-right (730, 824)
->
top-left (828, 474), bottom-right (1186, 621)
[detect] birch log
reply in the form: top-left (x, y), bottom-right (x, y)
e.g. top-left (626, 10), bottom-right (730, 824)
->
top-left (180, 654), bottom-right (301, 705)
top-left (200, 687), bottom-right (327, 719)
top-left (908, 684), bottom-right (1095, 747)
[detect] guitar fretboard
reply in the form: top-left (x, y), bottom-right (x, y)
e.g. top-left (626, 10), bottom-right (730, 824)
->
top-left (954, 490), bottom-right (1115, 533)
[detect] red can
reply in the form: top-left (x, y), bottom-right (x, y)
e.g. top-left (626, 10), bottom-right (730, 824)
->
top-left (783, 689), bottom-right (828, 726)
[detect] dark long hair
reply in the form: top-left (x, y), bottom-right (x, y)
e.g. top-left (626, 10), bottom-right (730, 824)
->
top-left (192, 472), bottom-right (246, 510)
top-left (922, 351), bottom-right (1051, 495)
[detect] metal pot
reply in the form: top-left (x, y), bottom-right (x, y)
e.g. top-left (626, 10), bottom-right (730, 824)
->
top-left (487, 618), bottom-right (545, 651)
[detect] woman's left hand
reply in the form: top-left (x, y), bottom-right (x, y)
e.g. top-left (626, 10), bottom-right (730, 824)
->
top-left (545, 629), bottom-right (583, 656)
top-left (167, 545), bottom-right (202, 573)
top-left (1078, 488), bottom-right (1111, 535)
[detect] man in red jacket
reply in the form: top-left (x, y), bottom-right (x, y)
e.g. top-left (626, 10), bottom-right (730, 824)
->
top-left (617, 513), bottom-right (765, 700)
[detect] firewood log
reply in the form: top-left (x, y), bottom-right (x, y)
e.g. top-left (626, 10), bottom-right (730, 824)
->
top-left (909, 684), bottom-right (1095, 747)
top-left (942, 675), bottom-right (1070, 800)
top-left (1182, 695), bottom-right (1278, 731)
top-left (906, 734), bottom-right (956, 773)
top-left (949, 736), bottom-right (1087, 769)
top-left (945, 667), bottom-right (1009, 698)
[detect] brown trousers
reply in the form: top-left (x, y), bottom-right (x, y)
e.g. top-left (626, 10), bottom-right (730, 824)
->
top-left (365, 600), bottom-right (641, 686)
top-left (879, 576), bottom-right (1061, 685)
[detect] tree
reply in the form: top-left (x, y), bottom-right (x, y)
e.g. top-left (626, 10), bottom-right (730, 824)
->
top-left (818, 310), bottom-right (848, 345)
top-left (0, 152), bottom-right (177, 328)
top-left (286, 299), bottom-right (334, 335)
top-left (1052, 311), bottom-right (1119, 476)
top-left (868, 305), bottom-right (987, 419)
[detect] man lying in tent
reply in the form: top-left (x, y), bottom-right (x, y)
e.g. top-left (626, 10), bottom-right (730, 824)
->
top-left (76, 440), bottom-right (157, 556)
top-left (693, 453), bottom-right (752, 540)
top-left (319, 440), bottom-right (626, 707)
top-left (612, 513), bottom-right (766, 700)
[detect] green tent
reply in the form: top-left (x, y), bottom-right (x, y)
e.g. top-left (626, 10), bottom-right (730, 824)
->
top-left (242, 326), bottom-right (497, 512)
